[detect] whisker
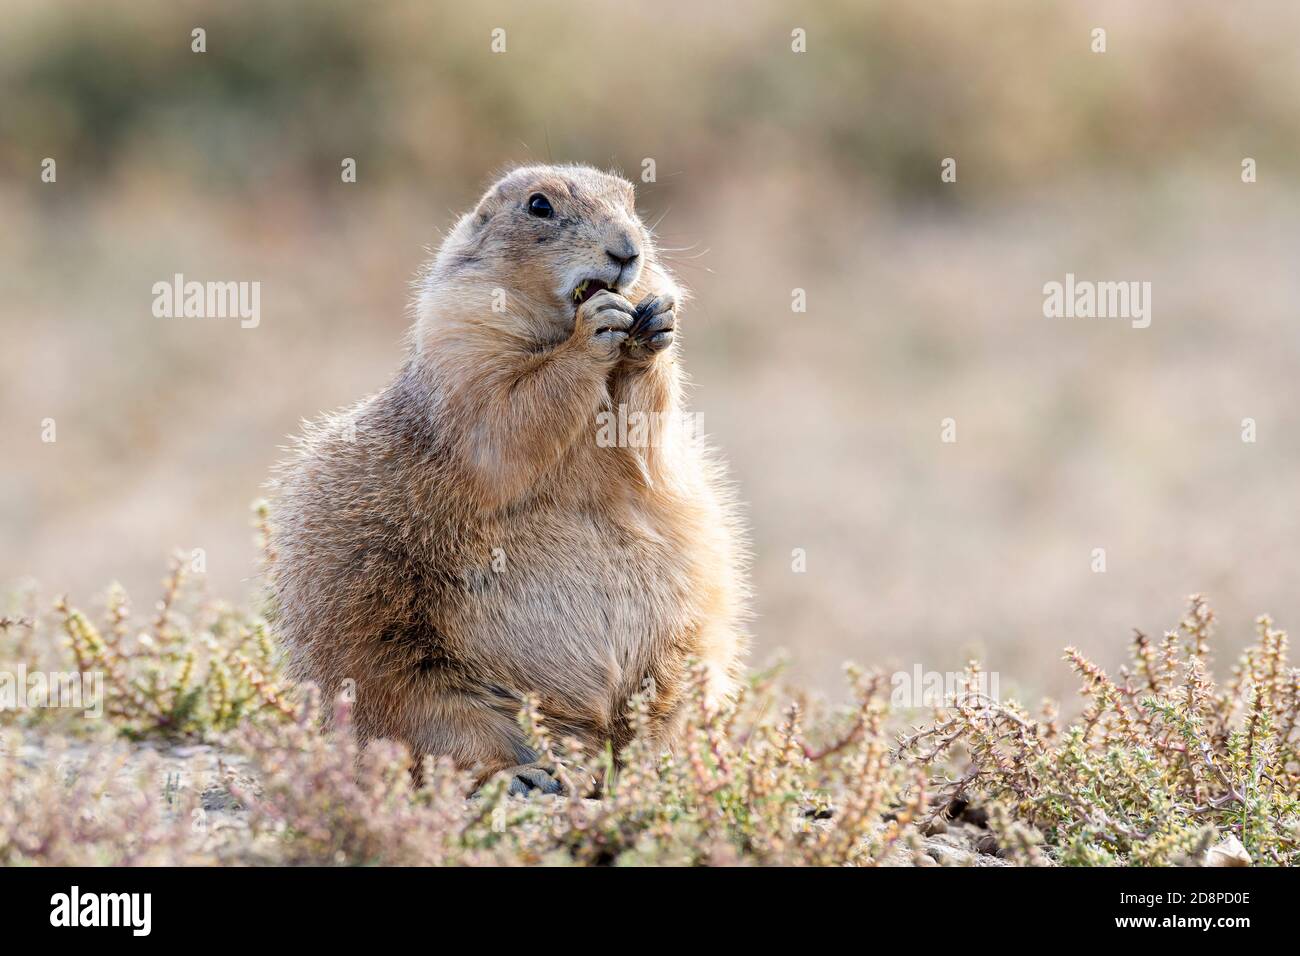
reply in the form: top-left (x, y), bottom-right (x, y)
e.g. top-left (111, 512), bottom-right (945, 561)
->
top-left (659, 259), bottom-right (714, 274)
top-left (659, 246), bottom-right (711, 261)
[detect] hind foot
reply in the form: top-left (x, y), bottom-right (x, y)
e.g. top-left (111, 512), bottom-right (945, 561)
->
top-left (496, 762), bottom-right (565, 797)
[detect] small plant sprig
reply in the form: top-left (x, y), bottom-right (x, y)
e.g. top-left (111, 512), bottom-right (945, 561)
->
top-left (28, 554), bottom-right (296, 740)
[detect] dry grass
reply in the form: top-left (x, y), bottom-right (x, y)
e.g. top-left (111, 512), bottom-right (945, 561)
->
top-left (2, 561), bottom-right (1296, 866)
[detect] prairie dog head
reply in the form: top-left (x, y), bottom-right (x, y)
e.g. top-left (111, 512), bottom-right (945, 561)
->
top-left (416, 164), bottom-right (680, 344)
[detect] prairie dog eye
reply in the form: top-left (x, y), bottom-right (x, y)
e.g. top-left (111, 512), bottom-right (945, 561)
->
top-left (527, 194), bottom-right (554, 218)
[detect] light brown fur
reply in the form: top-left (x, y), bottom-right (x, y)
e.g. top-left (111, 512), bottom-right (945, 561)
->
top-left (268, 164), bottom-right (747, 789)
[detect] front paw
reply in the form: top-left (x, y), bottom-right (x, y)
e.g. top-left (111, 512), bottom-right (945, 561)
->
top-left (625, 293), bottom-right (676, 361)
top-left (574, 289), bottom-right (636, 360)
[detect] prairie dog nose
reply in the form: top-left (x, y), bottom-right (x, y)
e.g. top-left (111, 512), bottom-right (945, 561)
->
top-left (605, 235), bottom-right (641, 268)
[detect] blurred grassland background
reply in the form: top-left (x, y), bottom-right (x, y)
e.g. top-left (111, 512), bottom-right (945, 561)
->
top-left (2, 0), bottom-right (1298, 701)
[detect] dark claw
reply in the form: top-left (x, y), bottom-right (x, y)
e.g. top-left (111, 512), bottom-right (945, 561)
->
top-left (629, 295), bottom-right (672, 337)
top-left (628, 304), bottom-right (674, 352)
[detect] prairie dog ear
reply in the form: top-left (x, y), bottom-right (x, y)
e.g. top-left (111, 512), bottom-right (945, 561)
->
top-left (468, 176), bottom-right (515, 231)
top-left (469, 194), bottom-right (498, 231)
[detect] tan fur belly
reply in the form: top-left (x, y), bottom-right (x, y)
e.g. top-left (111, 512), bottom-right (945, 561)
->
top-left (442, 502), bottom-right (697, 733)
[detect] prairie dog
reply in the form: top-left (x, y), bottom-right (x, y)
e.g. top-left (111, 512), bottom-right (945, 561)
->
top-left (269, 164), bottom-right (747, 792)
